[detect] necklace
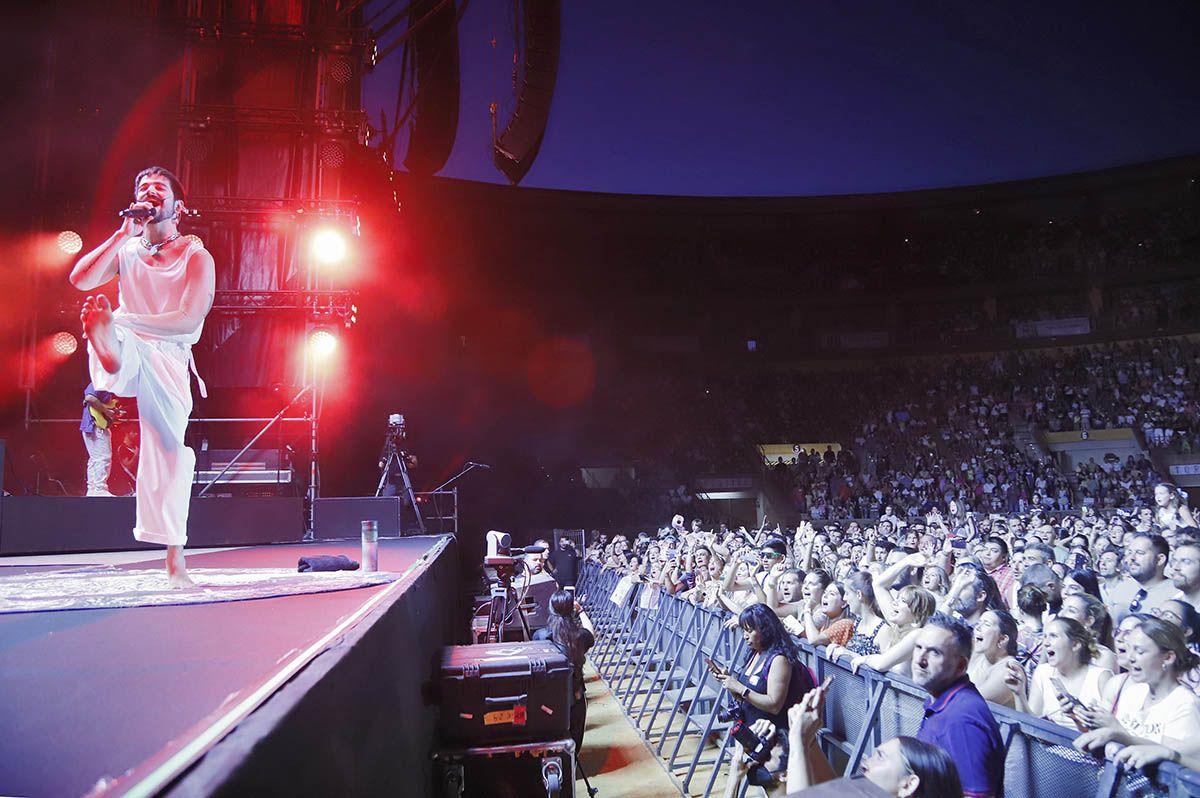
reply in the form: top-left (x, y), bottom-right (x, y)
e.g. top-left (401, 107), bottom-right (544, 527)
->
top-left (140, 231), bottom-right (181, 256)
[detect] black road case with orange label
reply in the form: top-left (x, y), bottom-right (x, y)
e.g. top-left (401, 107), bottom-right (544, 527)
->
top-left (439, 641), bottom-right (573, 745)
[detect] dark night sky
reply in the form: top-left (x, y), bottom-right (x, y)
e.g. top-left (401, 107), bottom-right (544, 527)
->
top-left (363, 0), bottom-right (1200, 197)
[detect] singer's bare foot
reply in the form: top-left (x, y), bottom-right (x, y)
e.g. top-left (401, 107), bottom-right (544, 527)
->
top-left (166, 545), bottom-right (196, 589)
top-left (81, 295), bottom-right (121, 373)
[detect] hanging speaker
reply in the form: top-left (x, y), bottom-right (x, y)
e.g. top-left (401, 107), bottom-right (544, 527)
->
top-left (401, 0), bottom-right (461, 176)
top-left (493, 0), bottom-right (560, 185)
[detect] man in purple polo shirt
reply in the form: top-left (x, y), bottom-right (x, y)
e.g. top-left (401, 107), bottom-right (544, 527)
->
top-left (911, 613), bottom-right (1004, 798)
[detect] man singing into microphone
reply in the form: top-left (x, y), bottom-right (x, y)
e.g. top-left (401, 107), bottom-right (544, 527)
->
top-left (69, 167), bottom-right (214, 588)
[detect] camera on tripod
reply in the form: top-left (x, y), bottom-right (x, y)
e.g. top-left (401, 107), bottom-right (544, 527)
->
top-left (478, 531), bottom-right (550, 642)
top-left (485, 530), bottom-right (547, 585)
top-left (374, 413), bottom-right (425, 533)
top-left (387, 413), bottom-right (406, 436)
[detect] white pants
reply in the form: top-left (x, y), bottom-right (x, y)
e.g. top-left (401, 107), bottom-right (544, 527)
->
top-left (82, 426), bottom-right (113, 496)
top-left (89, 327), bottom-right (195, 546)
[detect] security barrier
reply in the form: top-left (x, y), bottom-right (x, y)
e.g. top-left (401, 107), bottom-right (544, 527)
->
top-left (577, 561), bottom-right (1200, 798)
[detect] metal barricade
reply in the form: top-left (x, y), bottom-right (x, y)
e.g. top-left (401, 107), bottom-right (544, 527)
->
top-left (578, 561), bottom-right (1200, 798)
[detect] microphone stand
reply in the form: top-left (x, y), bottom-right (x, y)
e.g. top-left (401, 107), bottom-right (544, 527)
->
top-left (427, 462), bottom-right (488, 536)
top-left (433, 462), bottom-right (487, 493)
top-left (197, 385), bottom-right (312, 497)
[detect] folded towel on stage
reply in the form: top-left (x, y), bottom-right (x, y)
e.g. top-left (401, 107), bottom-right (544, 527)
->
top-left (298, 555), bottom-right (360, 572)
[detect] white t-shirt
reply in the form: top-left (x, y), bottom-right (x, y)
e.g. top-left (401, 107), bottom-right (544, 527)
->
top-left (1114, 682), bottom-right (1200, 745)
top-left (1031, 663), bottom-right (1110, 728)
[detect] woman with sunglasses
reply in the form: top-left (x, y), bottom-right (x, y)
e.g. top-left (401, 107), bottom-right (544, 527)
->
top-left (1057, 592), bottom-right (1117, 672)
top-left (1151, 599), bottom-right (1200, 694)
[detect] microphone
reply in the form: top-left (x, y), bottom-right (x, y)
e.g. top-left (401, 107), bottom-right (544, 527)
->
top-left (468, 461), bottom-right (492, 469)
top-left (118, 206), bottom-right (157, 220)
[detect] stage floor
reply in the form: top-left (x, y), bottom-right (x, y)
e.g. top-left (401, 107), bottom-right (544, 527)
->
top-left (0, 536), bottom-right (446, 797)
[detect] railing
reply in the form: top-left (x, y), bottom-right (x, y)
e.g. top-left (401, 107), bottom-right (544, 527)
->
top-left (577, 561), bottom-right (1200, 798)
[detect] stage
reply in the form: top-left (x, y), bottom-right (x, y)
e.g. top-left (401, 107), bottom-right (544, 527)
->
top-left (0, 534), bottom-right (461, 797)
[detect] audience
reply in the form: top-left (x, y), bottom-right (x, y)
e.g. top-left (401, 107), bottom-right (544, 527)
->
top-left (584, 329), bottom-right (1200, 784)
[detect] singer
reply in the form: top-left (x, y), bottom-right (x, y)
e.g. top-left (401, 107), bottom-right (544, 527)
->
top-left (68, 166), bottom-right (215, 588)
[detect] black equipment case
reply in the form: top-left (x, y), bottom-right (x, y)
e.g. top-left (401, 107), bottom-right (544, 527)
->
top-left (440, 641), bottom-right (573, 745)
top-left (436, 738), bottom-right (575, 798)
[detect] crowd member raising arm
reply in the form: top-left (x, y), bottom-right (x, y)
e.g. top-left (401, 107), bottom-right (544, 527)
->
top-left (851, 585), bottom-right (938, 677)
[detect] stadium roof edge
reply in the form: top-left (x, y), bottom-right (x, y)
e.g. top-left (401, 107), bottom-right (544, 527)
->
top-left (392, 152), bottom-right (1200, 214)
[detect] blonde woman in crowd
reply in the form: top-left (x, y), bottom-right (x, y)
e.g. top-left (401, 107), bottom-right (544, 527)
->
top-left (849, 585), bottom-right (937, 677)
top-left (1007, 616), bottom-right (1111, 731)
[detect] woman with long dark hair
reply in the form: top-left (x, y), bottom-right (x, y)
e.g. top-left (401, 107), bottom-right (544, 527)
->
top-left (716, 602), bottom-right (816, 798)
top-left (535, 589), bottom-right (595, 754)
top-left (786, 684), bottom-right (964, 798)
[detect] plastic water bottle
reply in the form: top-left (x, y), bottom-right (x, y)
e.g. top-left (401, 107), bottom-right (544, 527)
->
top-left (361, 520), bottom-right (379, 572)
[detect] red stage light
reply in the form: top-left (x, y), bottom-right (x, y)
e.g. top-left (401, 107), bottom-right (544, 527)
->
top-left (50, 331), bottom-right (79, 357)
top-left (308, 328), bottom-right (338, 359)
top-left (310, 227), bottom-right (348, 266)
top-left (57, 230), bottom-right (83, 255)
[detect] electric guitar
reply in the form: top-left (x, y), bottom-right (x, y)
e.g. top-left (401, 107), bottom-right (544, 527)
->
top-left (88, 397), bottom-right (121, 430)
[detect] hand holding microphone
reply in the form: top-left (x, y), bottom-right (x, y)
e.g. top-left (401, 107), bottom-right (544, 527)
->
top-left (118, 206), bottom-right (157, 220)
top-left (118, 202), bottom-right (156, 236)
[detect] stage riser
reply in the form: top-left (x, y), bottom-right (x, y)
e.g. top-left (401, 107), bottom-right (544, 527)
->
top-left (170, 537), bottom-right (462, 797)
top-left (0, 496), bottom-right (305, 554)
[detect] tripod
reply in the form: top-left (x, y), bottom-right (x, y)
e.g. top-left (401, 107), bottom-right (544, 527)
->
top-left (374, 426), bottom-right (425, 534)
top-left (484, 582), bottom-right (530, 642)
top-left (483, 565), bottom-right (531, 643)
top-left (576, 752), bottom-right (598, 797)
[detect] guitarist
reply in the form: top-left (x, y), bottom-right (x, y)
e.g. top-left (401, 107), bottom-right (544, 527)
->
top-left (81, 382), bottom-right (123, 496)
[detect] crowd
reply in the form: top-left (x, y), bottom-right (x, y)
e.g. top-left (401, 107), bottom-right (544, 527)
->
top-left (753, 341), bottom-right (1198, 524)
top-left (586, 492), bottom-right (1200, 797)
top-left (587, 335), bottom-right (1200, 528)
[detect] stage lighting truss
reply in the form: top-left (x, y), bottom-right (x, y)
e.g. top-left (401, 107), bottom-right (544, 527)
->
top-left (178, 106), bottom-right (367, 136)
top-left (174, 19), bottom-right (372, 50)
top-left (53, 290), bottom-right (358, 330)
top-left (210, 290), bottom-right (360, 329)
top-left (186, 196), bottom-right (360, 219)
